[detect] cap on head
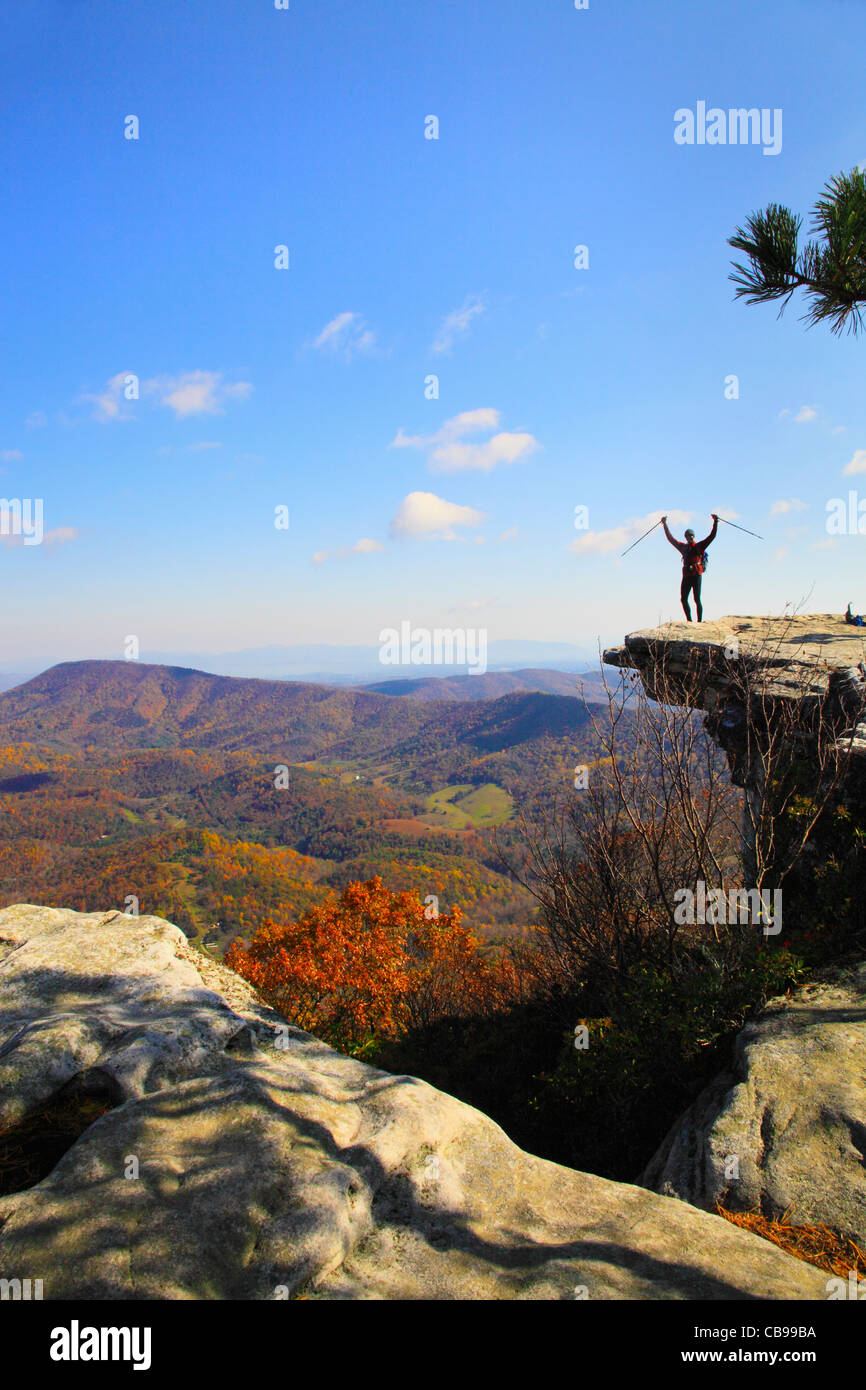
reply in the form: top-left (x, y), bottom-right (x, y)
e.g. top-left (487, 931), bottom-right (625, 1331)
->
top-left (684, 528), bottom-right (695, 540)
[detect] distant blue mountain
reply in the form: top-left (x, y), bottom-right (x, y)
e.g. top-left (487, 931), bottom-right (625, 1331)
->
top-left (108, 640), bottom-right (601, 683)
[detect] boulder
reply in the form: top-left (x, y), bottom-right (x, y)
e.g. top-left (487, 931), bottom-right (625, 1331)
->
top-left (0, 903), bottom-right (829, 1300)
top-left (642, 962), bottom-right (866, 1248)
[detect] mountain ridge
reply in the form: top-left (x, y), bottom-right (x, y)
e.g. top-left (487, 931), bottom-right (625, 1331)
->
top-left (0, 659), bottom-right (602, 773)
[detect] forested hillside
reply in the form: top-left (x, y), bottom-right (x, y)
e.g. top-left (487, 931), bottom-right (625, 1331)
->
top-left (0, 661), bottom-right (626, 953)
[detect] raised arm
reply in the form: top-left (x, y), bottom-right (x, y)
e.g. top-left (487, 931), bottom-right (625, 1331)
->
top-left (661, 516), bottom-right (685, 552)
top-left (698, 514), bottom-right (719, 549)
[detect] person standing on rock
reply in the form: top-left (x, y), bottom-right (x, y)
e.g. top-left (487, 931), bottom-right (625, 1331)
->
top-left (661, 514), bottom-right (718, 622)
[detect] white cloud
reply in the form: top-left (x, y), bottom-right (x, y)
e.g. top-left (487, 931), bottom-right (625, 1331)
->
top-left (43, 526), bottom-right (78, 548)
top-left (570, 509), bottom-right (689, 556)
top-left (187, 441), bottom-right (222, 452)
top-left (434, 432), bottom-right (538, 473)
top-left (794, 405), bottom-right (818, 423)
top-left (25, 412), bottom-right (46, 428)
top-left (389, 491), bottom-right (485, 540)
top-left (843, 450), bottom-right (866, 475)
top-left (391, 409), bottom-right (500, 452)
top-left (315, 311), bottom-right (355, 348)
top-left (83, 372), bottom-right (136, 423)
top-left (432, 295), bottom-right (486, 354)
top-left (498, 526), bottom-right (518, 542)
top-left (812, 537), bottom-right (838, 550)
top-left (0, 450), bottom-right (22, 462)
top-left (770, 498), bottom-right (807, 516)
top-left (144, 371), bottom-right (253, 418)
top-left (341, 537), bottom-right (384, 556)
top-left (313, 537), bottom-right (385, 563)
top-left (312, 312), bottom-right (377, 359)
top-left (390, 408), bottom-right (539, 474)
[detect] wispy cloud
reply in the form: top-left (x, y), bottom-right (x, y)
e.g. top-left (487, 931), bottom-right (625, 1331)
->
top-left (187, 441), bottom-right (222, 453)
top-left (432, 295), bottom-right (486, 354)
top-left (389, 491), bottom-right (485, 540)
top-left (144, 371), bottom-right (253, 418)
top-left (770, 497), bottom-right (807, 516)
top-left (570, 509), bottom-right (689, 556)
top-left (312, 537), bottom-right (385, 564)
top-left (348, 537), bottom-right (384, 554)
top-left (498, 526), bottom-right (518, 542)
top-left (82, 372), bottom-right (137, 423)
top-left (312, 312), bottom-right (377, 359)
top-left (843, 450), bottom-right (866, 475)
top-left (390, 408), bottom-right (539, 474)
top-left (0, 450), bottom-right (22, 462)
top-left (25, 412), bottom-right (46, 428)
top-left (43, 526), bottom-right (78, 549)
top-left (778, 405), bottom-right (818, 423)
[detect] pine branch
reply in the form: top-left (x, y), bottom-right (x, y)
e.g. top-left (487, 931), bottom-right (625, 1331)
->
top-left (728, 204), bottom-right (804, 308)
top-left (728, 170), bottom-right (866, 337)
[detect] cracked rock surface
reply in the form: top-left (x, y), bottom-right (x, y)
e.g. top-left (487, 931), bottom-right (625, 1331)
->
top-left (0, 903), bottom-right (830, 1300)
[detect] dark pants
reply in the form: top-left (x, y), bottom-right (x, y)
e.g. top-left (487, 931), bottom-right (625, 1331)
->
top-left (681, 573), bottom-right (702, 621)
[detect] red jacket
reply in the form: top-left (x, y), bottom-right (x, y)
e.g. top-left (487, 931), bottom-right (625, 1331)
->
top-left (663, 517), bottom-right (717, 575)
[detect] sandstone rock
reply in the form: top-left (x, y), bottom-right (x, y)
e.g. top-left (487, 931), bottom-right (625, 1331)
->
top-left (604, 615), bottom-right (866, 810)
top-left (604, 613), bottom-right (866, 713)
top-left (0, 904), bottom-right (829, 1299)
top-left (642, 962), bottom-right (866, 1248)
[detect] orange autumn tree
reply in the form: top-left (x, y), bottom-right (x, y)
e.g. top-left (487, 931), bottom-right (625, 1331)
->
top-left (225, 875), bottom-right (519, 1055)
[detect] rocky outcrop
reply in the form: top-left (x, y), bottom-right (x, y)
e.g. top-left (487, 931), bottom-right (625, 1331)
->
top-left (0, 904), bottom-right (829, 1300)
top-left (642, 962), bottom-right (866, 1246)
top-left (604, 614), bottom-right (866, 883)
top-left (607, 617), bottom-right (866, 1245)
top-left (604, 614), bottom-right (866, 706)
top-left (604, 615), bottom-right (866, 776)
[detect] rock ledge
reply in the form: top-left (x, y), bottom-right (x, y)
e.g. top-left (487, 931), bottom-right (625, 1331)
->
top-left (0, 903), bottom-right (830, 1300)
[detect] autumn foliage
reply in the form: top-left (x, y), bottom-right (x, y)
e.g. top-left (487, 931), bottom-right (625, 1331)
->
top-left (225, 876), bottom-right (521, 1054)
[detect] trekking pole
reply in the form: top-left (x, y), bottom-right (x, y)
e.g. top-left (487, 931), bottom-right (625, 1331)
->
top-left (717, 516), bottom-right (764, 541)
top-left (621, 519), bottom-right (662, 557)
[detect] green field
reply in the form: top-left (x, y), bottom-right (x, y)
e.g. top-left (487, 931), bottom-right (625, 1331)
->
top-left (422, 783), bottom-right (513, 830)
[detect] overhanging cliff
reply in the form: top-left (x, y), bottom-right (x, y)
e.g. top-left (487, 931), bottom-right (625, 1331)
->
top-left (604, 614), bottom-right (866, 787)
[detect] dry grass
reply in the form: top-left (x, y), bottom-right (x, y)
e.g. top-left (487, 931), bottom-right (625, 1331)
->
top-left (718, 1204), bottom-right (866, 1280)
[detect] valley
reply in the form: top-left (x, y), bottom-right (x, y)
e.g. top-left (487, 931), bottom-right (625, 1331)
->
top-left (0, 660), bottom-right (625, 955)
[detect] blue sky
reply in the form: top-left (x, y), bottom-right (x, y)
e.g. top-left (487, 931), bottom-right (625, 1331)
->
top-left (2, 0), bottom-right (865, 671)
